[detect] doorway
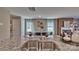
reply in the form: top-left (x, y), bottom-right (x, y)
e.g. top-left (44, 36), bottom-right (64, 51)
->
top-left (10, 15), bottom-right (21, 48)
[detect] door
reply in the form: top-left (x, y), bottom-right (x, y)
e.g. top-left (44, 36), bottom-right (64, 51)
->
top-left (10, 15), bottom-right (21, 48)
top-left (57, 19), bottom-right (64, 35)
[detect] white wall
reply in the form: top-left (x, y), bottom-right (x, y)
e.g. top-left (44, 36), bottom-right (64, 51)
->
top-left (21, 16), bottom-right (25, 39)
top-left (0, 8), bottom-right (10, 40)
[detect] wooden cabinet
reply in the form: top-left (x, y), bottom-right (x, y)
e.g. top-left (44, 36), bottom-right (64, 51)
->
top-left (57, 18), bottom-right (73, 35)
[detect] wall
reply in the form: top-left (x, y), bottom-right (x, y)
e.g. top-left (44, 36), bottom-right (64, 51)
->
top-left (0, 8), bottom-right (10, 50)
top-left (54, 19), bottom-right (57, 35)
top-left (0, 8), bottom-right (10, 39)
top-left (21, 17), bottom-right (25, 38)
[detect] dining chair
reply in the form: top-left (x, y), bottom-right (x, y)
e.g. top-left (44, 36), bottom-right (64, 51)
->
top-left (41, 40), bottom-right (54, 51)
top-left (27, 40), bottom-right (38, 51)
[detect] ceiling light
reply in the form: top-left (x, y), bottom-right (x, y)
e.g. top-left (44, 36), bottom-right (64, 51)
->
top-left (0, 23), bottom-right (3, 26)
top-left (28, 7), bottom-right (36, 12)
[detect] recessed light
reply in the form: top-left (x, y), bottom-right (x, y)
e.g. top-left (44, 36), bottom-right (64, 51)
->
top-left (38, 15), bottom-right (41, 17)
top-left (0, 23), bottom-right (3, 26)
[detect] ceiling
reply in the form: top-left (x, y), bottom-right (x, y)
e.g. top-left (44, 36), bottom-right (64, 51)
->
top-left (5, 7), bottom-right (79, 18)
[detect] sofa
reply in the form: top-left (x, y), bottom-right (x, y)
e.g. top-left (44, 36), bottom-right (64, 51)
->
top-left (72, 31), bottom-right (79, 43)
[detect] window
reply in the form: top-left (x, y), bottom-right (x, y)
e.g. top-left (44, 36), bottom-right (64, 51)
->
top-left (26, 20), bottom-right (32, 32)
top-left (24, 19), bottom-right (55, 36)
top-left (25, 19), bottom-right (34, 35)
top-left (47, 19), bottom-right (54, 35)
